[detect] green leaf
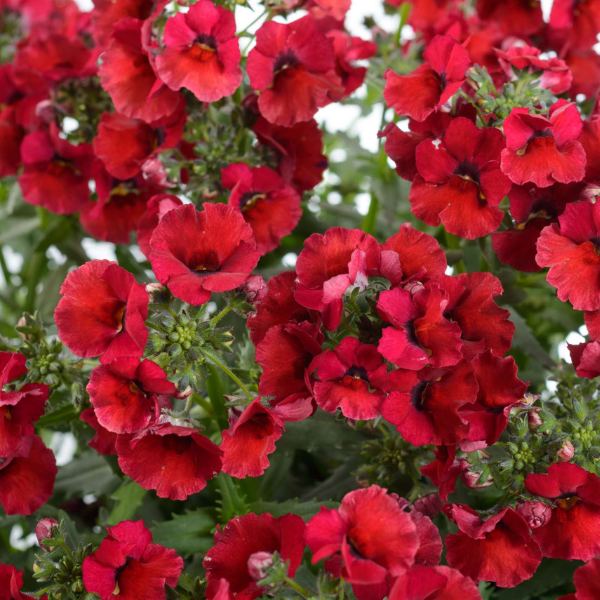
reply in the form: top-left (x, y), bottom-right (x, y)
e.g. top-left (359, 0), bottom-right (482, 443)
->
top-left (248, 498), bottom-right (339, 520)
top-left (508, 308), bottom-right (556, 370)
top-left (54, 452), bottom-right (120, 498)
top-left (108, 480), bottom-right (147, 526)
top-left (152, 510), bottom-right (215, 558)
top-left (216, 473), bottom-right (249, 522)
top-left (0, 217), bottom-right (40, 244)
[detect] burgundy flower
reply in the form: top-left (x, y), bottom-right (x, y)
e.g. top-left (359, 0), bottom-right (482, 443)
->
top-left (54, 260), bottom-right (149, 363)
top-left (0, 435), bottom-right (57, 515)
top-left (18, 123), bottom-right (93, 214)
top-left (500, 101), bottom-right (586, 188)
top-left (80, 407), bottom-right (118, 456)
top-left (295, 227), bottom-right (380, 330)
top-left (116, 424), bottom-right (222, 500)
top-left (306, 486), bottom-right (419, 589)
top-left (155, 0), bottom-right (242, 103)
top-left (221, 163), bottom-right (302, 255)
top-left (313, 336), bottom-right (389, 420)
top-left (247, 15), bottom-right (341, 127)
top-left (536, 201), bottom-right (600, 311)
top-left (445, 503), bottom-right (542, 588)
top-left (0, 107), bottom-right (24, 178)
top-left (549, 0), bottom-right (600, 52)
top-left (247, 271), bottom-right (313, 346)
top-left (525, 462), bottom-right (600, 561)
top-left (421, 445), bottom-right (468, 501)
top-left (204, 512), bottom-right (306, 600)
top-left (82, 520), bottom-right (183, 600)
top-left (87, 358), bottom-right (176, 435)
top-left (409, 117), bottom-right (510, 239)
top-left (389, 565), bottom-right (480, 600)
top-left (0, 564), bottom-right (36, 600)
top-left (149, 203), bottom-right (259, 305)
top-left (377, 284), bottom-right (463, 370)
top-left (136, 194), bottom-right (183, 258)
top-left (220, 398), bottom-right (284, 478)
top-left (253, 117), bottom-right (328, 192)
top-left (99, 18), bottom-right (184, 123)
top-left (384, 35), bottom-right (471, 122)
top-left (382, 361), bottom-right (477, 446)
top-left (476, 0), bottom-right (543, 36)
top-left (93, 109), bottom-right (185, 180)
top-left (91, 0), bottom-right (158, 49)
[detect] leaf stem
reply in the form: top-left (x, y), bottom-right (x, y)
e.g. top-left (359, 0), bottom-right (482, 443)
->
top-left (200, 348), bottom-right (254, 401)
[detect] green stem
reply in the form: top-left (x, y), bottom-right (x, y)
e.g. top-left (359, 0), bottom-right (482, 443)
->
top-left (348, 297), bottom-right (361, 318)
top-left (0, 246), bottom-right (12, 286)
top-left (193, 394), bottom-right (214, 415)
top-left (339, 321), bottom-right (360, 337)
top-left (211, 304), bottom-right (233, 325)
top-left (200, 348), bottom-right (254, 401)
top-left (81, 359), bottom-right (100, 366)
top-left (394, 2), bottom-right (411, 47)
top-left (236, 8), bottom-right (268, 36)
top-left (283, 576), bottom-right (311, 599)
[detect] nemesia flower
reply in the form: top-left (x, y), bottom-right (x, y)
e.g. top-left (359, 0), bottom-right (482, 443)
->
top-left (149, 203), bottom-right (260, 305)
top-left (0, 435), bottom-right (57, 515)
top-left (565, 50), bottom-right (600, 99)
top-left (313, 336), bottom-right (389, 420)
top-left (536, 201), bottom-right (600, 311)
top-left (247, 271), bottom-right (313, 346)
top-left (295, 228), bottom-right (380, 330)
top-left (116, 424), bottom-right (223, 500)
top-left (0, 564), bottom-right (36, 600)
top-left (91, 0), bottom-right (158, 49)
top-left (54, 260), bottom-right (149, 363)
top-left (221, 163), bottom-right (302, 255)
top-left (0, 351), bottom-right (27, 395)
top-left (253, 117), bottom-right (328, 192)
top-left (500, 100), bottom-right (586, 188)
top-left (476, 0), bottom-right (543, 36)
top-left (421, 445), bottom-right (468, 501)
top-left (444, 503), bottom-right (542, 588)
top-left (93, 109), bottom-right (185, 180)
top-left (306, 486), bottom-right (419, 591)
top-left (155, 0), bottom-right (242, 103)
top-left (247, 15), bottom-right (341, 127)
top-left (579, 107), bottom-right (600, 182)
top-left (99, 18), bottom-right (183, 123)
top-left (382, 361), bottom-right (477, 446)
top-left (560, 558), bottom-right (600, 600)
top-left (0, 107), bottom-right (24, 177)
top-left (377, 284), bottom-right (463, 370)
top-left (569, 311), bottom-right (600, 378)
top-left (204, 512), bottom-right (305, 600)
top-left (80, 408), bottom-right (118, 455)
top-left (409, 117), bottom-right (511, 239)
top-left (548, 0), bottom-right (600, 52)
top-left (82, 520), bottom-right (183, 600)
top-left (136, 194), bottom-right (183, 258)
top-left (388, 565), bottom-right (481, 600)
top-left (87, 358), bottom-right (176, 434)
top-left (384, 35), bottom-right (471, 122)
top-left (18, 123), bottom-right (94, 214)
top-left (220, 398), bottom-right (284, 478)
top-left (525, 462), bottom-right (600, 561)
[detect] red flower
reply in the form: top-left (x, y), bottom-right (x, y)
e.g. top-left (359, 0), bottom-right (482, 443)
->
top-left (220, 398), bottom-right (284, 478)
top-left (536, 201), bottom-right (600, 311)
top-left (516, 500), bottom-right (553, 530)
top-left (99, 18), bottom-right (184, 123)
top-left (93, 109), bottom-right (185, 180)
top-left (204, 512), bottom-right (306, 600)
top-left (492, 182), bottom-right (582, 273)
top-left (149, 203), bottom-right (259, 305)
top-left (18, 123), bottom-right (94, 214)
top-left (155, 0), bottom-right (242, 103)
top-left (549, 0), bottom-right (600, 52)
top-left (382, 361), bottom-right (477, 446)
top-left (116, 424), bottom-right (222, 500)
top-left (0, 351), bottom-right (27, 393)
top-left (247, 15), bottom-right (340, 127)
top-left (253, 117), bottom-right (328, 192)
top-left (221, 163), bottom-right (302, 255)
top-left (579, 108), bottom-right (600, 182)
top-left (409, 117), bottom-right (510, 239)
top-left (476, 0), bottom-right (543, 37)
top-left (525, 462), bottom-right (600, 561)
top-left (561, 558), bottom-right (600, 600)
top-left (0, 435), bottom-right (57, 515)
top-left (0, 564), bottom-right (37, 600)
top-left (440, 272), bottom-right (514, 359)
top-left (444, 503), bottom-right (542, 588)
top-left (80, 408), bottom-right (118, 456)
top-left (500, 101), bottom-right (586, 188)
top-left (379, 223), bottom-right (447, 287)
top-left (87, 358), bottom-right (176, 435)
top-left (136, 194), bottom-right (183, 258)
top-left (0, 107), bottom-right (24, 178)
top-left (326, 30), bottom-right (376, 101)
top-left (295, 228), bottom-right (380, 330)
top-left (421, 445), bottom-right (468, 501)
top-left (377, 284), bottom-right (463, 370)
top-left (91, 0), bottom-right (158, 49)
top-left (257, 320), bottom-right (323, 420)
top-left (54, 260), bottom-right (149, 363)
top-left (384, 35), bottom-right (471, 122)
top-left (247, 271), bottom-right (312, 346)
top-left (565, 50), bottom-right (600, 99)
top-left (389, 565), bottom-right (480, 600)
top-left (82, 520), bottom-right (183, 600)
top-left (306, 486), bottom-right (419, 587)
top-left (313, 336), bottom-right (389, 420)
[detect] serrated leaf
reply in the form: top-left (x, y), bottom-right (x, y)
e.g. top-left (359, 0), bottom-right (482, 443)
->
top-left (152, 510), bottom-right (216, 558)
top-left (108, 480), bottom-right (147, 526)
top-left (54, 452), bottom-right (120, 498)
top-left (248, 498), bottom-right (339, 520)
top-left (508, 308), bottom-right (556, 370)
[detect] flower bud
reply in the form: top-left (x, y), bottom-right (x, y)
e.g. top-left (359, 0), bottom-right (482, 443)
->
top-left (36, 517), bottom-right (59, 550)
top-left (412, 493), bottom-right (442, 518)
top-left (461, 469), bottom-right (493, 489)
top-left (247, 551), bottom-right (274, 582)
top-left (557, 440), bottom-right (575, 463)
top-left (516, 500), bottom-right (552, 529)
top-left (528, 408), bottom-right (544, 432)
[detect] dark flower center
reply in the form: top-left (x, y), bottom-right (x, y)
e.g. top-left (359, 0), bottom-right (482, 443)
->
top-left (240, 191), bottom-right (266, 211)
top-left (110, 178), bottom-right (139, 198)
top-left (454, 161), bottom-right (481, 184)
top-left (406, 319), bottom-right (420, 347)
top-left (439, 72), bottom-right (448, 89)
top-left (274, 50), bottom-right (299, 74)
top-left (190, 35), bottom-right (217, 61)
top-left (128, 379), bottom-right (148, 397)
top-left (344, 365), bottom-right (369, 381)
top-left (163, 435), bottom-right (193, 454)
top-left (347, 536), bottom-right (366, 559)
top-left (154, 126), bottom-right (166, 147)
top-left (114, 556), bottom-right (133, 583)
top-left (556, 495), bottom-right (581, 511)
top-left (530, 197), bottom-right (559, 219)
top-left (411, 380), bottom-right (430, 411)
top-left (190, 250), bottom-right (220, 274)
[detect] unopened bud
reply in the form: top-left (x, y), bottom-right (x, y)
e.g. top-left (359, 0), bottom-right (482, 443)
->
top-left (528, 408), bottom-right (544, 432)
top-left (557, 440), bottom-right (575, 463)
top-left (516, 500), bottom-right (552, 529)
top-left (36, 518), bottom-right (59, 550)
top-left (461, 469), bottom-right (493, 489)
top-left (412, 493), bottom-right (442, 518)
top-left (247, 551), bottom-right (274, 582)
